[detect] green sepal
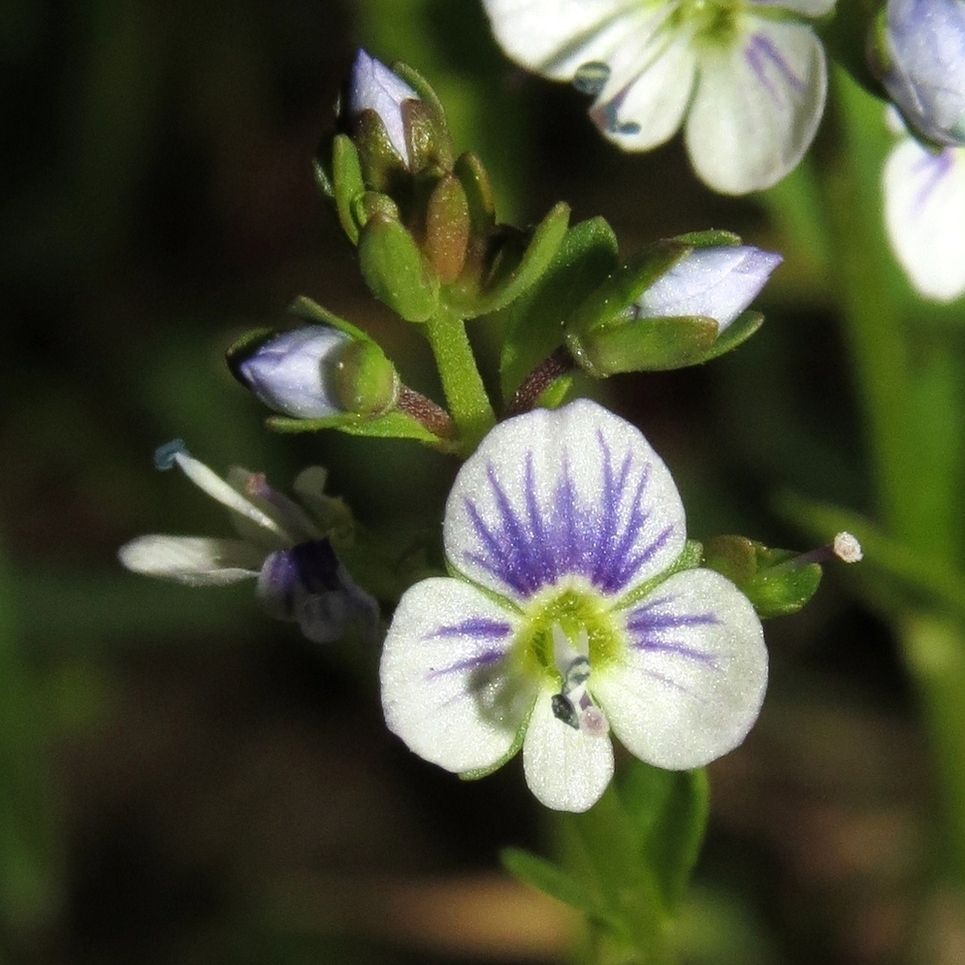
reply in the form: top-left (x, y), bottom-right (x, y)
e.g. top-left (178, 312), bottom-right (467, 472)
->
top-left (674, 229), bottom-right (742, 248)
top-left (353, 108), bottom-right (411, 191)
top-left (698, 310), bottom-right (764, 363)
top-left (224, 326), bottom-right (274, 380)
top-left (349, 190), bottom-right (400, 232)
top-left (500, 216), bottom-right (619, 399)
top-left (392, 60), bottom-right (448, 122)
top-left (571, 314), bottom-right (720, 376)
top-left (287, 296), bottom-right (373, 343)
top-left (265, 408), bottom-right (454, 450)
top-left (357, 214), bottom-right (439, 322)
top-left (702, 535), bottom-right (822, 618)
top-left (334, 341), bottom-right (399, 416)
top-left (453, 151), bottom-right (496, 236)
top-left (448, 202), bottom-right (570, 318)
top-left (501, 848), bottom-right (603, 918)
top-left (331, 134), bottom-right (365, 244)
top-left (403, 99), bottom-right (455, 174)
top-left (425, 173), bottom-right (470, 284)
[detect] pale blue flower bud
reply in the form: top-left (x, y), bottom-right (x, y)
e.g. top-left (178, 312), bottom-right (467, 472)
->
top-left (880, 0), bottom-right (965, 145)
top-left (348, 49), bottom-right (419, 165)
top-left (235, 326), bottom-right (353, 420)
top-left (633, 245), bottom-right (782, 333)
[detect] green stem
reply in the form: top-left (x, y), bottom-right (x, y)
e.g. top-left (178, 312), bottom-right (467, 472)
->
top-left (424, 307), bottom-right (496, 454)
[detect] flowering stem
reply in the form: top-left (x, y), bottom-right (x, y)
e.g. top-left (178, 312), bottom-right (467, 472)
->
top-left (395, 384), bottom-right (457, 441)
top-left (772, 68), bottom-right (965, 883)
top-left (424, 306), bottom-right (495, 454)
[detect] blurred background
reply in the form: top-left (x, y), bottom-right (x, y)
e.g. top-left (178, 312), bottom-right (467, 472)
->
top-left (0, 0), bottom-right (931, 962)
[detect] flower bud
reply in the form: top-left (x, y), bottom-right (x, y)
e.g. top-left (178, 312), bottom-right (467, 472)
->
top-left (633, 244), bottom-right (782, 333)
top-left (228, 324), bottom-right (397, 419)
top-left (872, 0), bottom-right (965, 145)
top-left (348, 49), bottom-right (419, 166)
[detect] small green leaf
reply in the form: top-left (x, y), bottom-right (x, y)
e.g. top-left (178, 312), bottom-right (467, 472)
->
top-left (501, 848), bottom-right (599, 915)
top-left (500, 216), bottom-right (619, 399)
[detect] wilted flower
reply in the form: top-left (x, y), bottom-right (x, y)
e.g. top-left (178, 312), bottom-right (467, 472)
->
top-left (119, 441), bottom-right (379, 644)
top-left (380, 400), bottom-right (767, 812)
top-left (482, 0), bottom-right (832, 194)
top-left (347, 48), bottom-right (420, 165)
top-left (632, 245), bottom-right (782, 332)
top-left (883, 113), bottom-right (965, 301)
top-left (875, 0), bottom-right (965, 146)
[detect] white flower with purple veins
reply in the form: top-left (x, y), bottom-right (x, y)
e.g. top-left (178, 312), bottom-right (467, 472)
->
top-left (119, 441), bottom-right (379, 644)
top-left (884, 115), bottom-right (965, 301)
top-left (482, 0), bottom-right (832, 194)
top-left (380, 400), bottom-right (767, 812)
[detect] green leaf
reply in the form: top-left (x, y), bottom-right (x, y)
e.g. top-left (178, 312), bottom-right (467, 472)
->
top-left (618, 762), bottom-right (710, 913)
top-left (501, 848), bottom-right (600, 916)
top-left (500, 216), bottom-right (619, 400)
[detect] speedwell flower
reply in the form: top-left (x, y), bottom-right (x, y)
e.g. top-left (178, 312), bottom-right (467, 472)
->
top-left (482, 0), bottom-right (832, 194)
top-left (380, 400), bottom-right (767, 812)
top-left (118, 441), bottom-right (379, 644)
top-left (883, 115), bottom-right (965, 301)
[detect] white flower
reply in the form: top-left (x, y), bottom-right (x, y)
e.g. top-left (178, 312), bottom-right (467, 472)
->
top-left (482, 0), bottom-right (832, 194)
top-left (380, 400), bottom-right (767, 812)
top-left (883, 120), bottom-right (965, 301)
top-left (634, 245), bottom-right (782, 332)
top-left (119, 441), bottom-right (379, 643)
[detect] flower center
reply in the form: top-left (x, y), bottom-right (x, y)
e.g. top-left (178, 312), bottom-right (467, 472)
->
top-left (513, 583), bottom-right (626, 688)
top-left (671, 0), bottom-right (742, 46)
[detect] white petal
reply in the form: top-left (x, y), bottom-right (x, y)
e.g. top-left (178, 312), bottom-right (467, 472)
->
top-left (593, 569), bottom-right (767, 769)
top-left (380, 578), bottom-right (530, 773)
top-left (883, 139), bottom-right (965, 302)
top-left (482, 0), bottom-right (645, 79)
top-left (685, 19), bottom-right (826, 193)
top-left (444, 399), bottom-right (687, 604)
top-left (118, 535), bottom-right (262, 586)
top-left (591, 30), bottom-right (698, 152)
top-left (522, 685), bottom-right (614, 812)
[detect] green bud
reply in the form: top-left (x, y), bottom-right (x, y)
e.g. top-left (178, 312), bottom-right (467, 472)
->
top-left (334, 340), bottom-right (399, 416)
top-left (357, 213), bottom-right (438, 322)
top-left (703, 535), bottom-right (823, 619)
top-left (331, 134), bottom-right (365, 244)
top-left (425, 173), bottom-right (470, 284)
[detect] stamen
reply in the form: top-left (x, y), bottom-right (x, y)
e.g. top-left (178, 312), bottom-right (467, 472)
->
top-left (551, 693), bottom-right (580, 729)
top-left (157, 442), bottom-right (294, 543)
top-left (573, 61), bottom-right (610, 97)
top-left (154, 439), bottom-right (186, 471)
top-left (775, 532), bottom-right (865, 570)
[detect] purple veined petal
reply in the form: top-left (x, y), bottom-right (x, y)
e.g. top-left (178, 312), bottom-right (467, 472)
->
top-left (257, 539), bottom-right (380, 644)
top-left (380, 578), bottom-right (530, 773)
top-left (590, 27), bottom-right (699, 152)
top-left (883, 137), bottom-right (965, 301)
top-left (481, 0), bottom-right (647, 80)
top-left (118, 535), bottom-right (263, 586)
top-left (445, 399), bottom-right (687, 604)
top-left (593, 569), bottom-right (767, 769)
top-left (685, 18), bottom-right (826, 193)
top-left (522, 682), bottom-right (614, 812)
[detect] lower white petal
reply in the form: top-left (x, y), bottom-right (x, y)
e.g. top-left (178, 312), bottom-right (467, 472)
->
top-left (380, 578), bottom-right (529, 774)
top-left (523, 685), bottom-right (614, 812)
top-left (594, 569), bottom-right (767, 769)
top-left (118, 535), bottom-right (262, 586)
top-left (884, 138), bottom-right (965, 302)
top-left (685, 19), bottom-right (826, 193)
top-left (591, 31), bottom-right (698, 152)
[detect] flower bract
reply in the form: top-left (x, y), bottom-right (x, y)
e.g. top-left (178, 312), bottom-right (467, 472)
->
top-left (883, 119), bottom-right (965, 301)
top-left (380, 400), bottom-right (767, 812)
top-left (482, 0), bottom-right (832, 194)
top-left (118, 442), bottom-right (379, 644)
